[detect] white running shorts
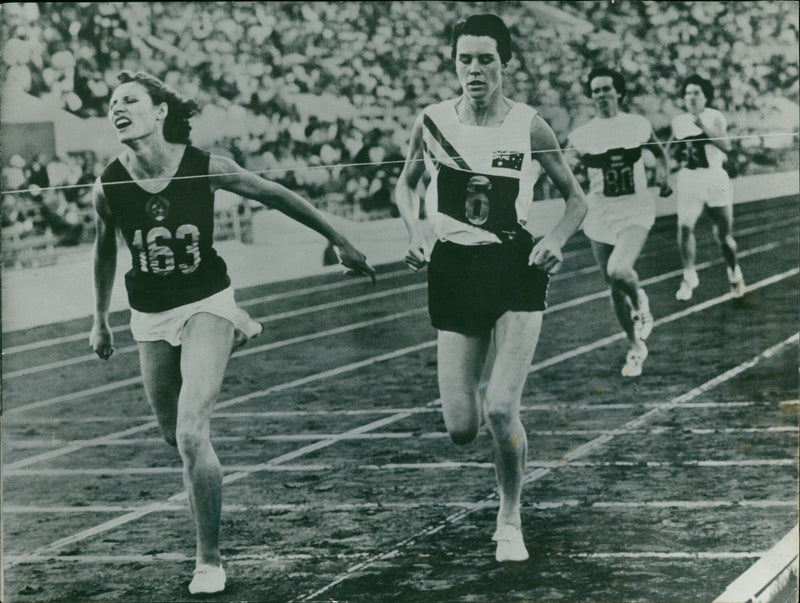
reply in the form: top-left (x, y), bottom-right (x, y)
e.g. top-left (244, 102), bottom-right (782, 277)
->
top-left (130, 286), bottom-right (262, 346)
top-left (677, 167), bottom-right (732, 226)
top-left (582, 191), bottom-right (656, 246)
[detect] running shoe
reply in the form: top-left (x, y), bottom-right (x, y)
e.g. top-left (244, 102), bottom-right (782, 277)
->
top-left (621, 340), bottom-right (648, 378)
top-left (188, 564), bottom-right (226, 595)
top-left (492, 524), bottom-right (529, 562)
top-left (675, 270), bottom-right (699, 301)
top-left (728, 265), bottom-right (746, 298)
top-left (631, 288), bottom-right (653, 341)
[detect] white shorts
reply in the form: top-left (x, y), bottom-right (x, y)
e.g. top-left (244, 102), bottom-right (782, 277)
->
top-left (583, 191), bottom-right (655, 246)
top-left (677, 167), bottom-right (732, 226)
top-left (130, 286), bottom-right (263, 347)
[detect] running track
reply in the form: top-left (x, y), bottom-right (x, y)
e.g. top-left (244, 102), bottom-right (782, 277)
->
top-left (2, 195), bottom-right (798, 602)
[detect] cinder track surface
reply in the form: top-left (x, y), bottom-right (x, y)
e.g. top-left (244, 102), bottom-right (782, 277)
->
top-left (3, 196), bottom-right (798, 602)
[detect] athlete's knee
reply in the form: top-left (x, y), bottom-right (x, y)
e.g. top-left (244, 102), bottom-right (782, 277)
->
top-left (161, 426), bottom-right (178, 448)
top-left (606, 262), bottom-right (634, 285)
top-left (175, 416), bottom-right (211, 461)
top-left (486, 402), bottom-right (520, 435)
top-left (448, 424), bottom-right (479, 446)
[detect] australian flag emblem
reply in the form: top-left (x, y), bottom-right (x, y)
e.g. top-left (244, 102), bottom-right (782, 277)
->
top-left (491, 150), bottom-right (524, 171)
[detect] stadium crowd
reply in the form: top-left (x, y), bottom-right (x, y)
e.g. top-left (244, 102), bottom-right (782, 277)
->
top-left (2, 1), bottom-right (798, 246)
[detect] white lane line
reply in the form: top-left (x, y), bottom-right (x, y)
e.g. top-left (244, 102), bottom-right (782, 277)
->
top-left (8, 425), bottom-right (794, 450)
top-left (715, 524), bottom-right (799, 603)
top-left (5, 500), bottom-right (794, 515)
top-left (4, 213), bottom-right (795, 359)
top-left (576, 552), bottom-right (763, 560)
top-left (3, 308), bottom-right (428, 379)
top-left (297, 333), bottom-right (799, 601)
top-left (0, 550), bottom-right (770, 566)
top-left (6, 268), bottom-right (797, 470)
top-left (7, 240), bottom-right (794, 415)
top-left (9, 400), bottom-right (792, 425)
top-left (8, 284), bottom-right (797, 567)
top-left (3, 341), bottom-right (436, 470)
top-left (6, 458), bottom-right (796, 477)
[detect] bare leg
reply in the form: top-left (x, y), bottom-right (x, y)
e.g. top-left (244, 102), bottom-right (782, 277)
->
top-left (436, 330), bottom-right (491, 445)
top-left (138, 340), bottom-right (182, 447)
top-left (590, 227), bottom-right (649, 344)
top-left (483, 311), bottom-right (543, 529)
top-left (706, 204), bottom-right (738, 271)
top-left (176, 312), bottom-right (234, 567)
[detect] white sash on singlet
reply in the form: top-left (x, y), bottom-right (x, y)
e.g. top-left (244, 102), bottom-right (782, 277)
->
top-left (421, 99), bottom-right (541, 245)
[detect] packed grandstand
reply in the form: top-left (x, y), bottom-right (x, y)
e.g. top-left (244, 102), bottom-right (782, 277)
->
top-left (2, 1), bottom-right (798, 251)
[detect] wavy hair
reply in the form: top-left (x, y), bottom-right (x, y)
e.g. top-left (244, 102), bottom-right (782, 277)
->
top-left (681, 74), bottom-right (715, 105)
top-left (115, 71), bottom-right (199, 144)
top-left (585, 67), bottom-right (627, 102)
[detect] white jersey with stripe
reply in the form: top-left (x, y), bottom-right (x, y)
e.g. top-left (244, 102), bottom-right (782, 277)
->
top-left (568, 112), bottom-right (652, 202)
top-left (671, 108), bottom-right (727, 170)
top-left (421, 98), bottom-right (541, 245)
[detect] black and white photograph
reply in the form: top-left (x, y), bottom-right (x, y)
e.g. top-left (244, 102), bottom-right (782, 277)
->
top-left (1, 2), bottom-right (798, 601)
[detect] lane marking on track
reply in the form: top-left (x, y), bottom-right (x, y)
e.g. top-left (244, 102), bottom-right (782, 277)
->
top-left (7, 425), bottom-right (796, 450)
top-left (4, 212), bottom-right (796, 357)
top-left (6, 458), bottom-right (795, 477)
top-left (2, 550), bottom-right (770, 566)
top-left (5, 267), bottom-right (797, 470)
top-left (5, 500), bottom-right (794, 515)
top-left (714, 524), bottom-right (799, 603)
top-left (5, 236), bottom-right (795, 408)
top-left (7, 275), bottom-right (797, 568)
top-left (297, 332), bottom-right (799, 601)
top-left (6, 399), bottom-right (793, 425)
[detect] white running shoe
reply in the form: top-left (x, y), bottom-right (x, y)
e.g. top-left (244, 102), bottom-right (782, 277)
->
top-left (492, 524), bottom-right (529, 562)
top-left (675, 270), bottom-right (699, 301)
top-left (631, 288), bottom-right (653, 341)
top-left (188, 564), bottom-right (226, 595)
top-left (621, 340), bottom-right (648, 378)
top-left (728, 265), bottom-right (746, 298)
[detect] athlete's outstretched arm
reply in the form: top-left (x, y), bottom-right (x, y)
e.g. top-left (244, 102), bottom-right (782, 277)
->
top-left (645, 130), bottom-right (673, 196)
top-left (208, 155), bottom-right (375, 284)
top-left (529, 115), bottom-right (588, 273)
top-left (89, 179), bottom-right (117, 360)
top-left (394, 113), bottom-right (429, 271)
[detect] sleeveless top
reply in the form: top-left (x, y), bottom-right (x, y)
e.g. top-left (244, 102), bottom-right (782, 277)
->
top-left (100, 145), bottom-right (231, 313)
top-left (568, 112), bottom-right (653, 202)
top-left (421, 98), bottom-right (541, 245)
top-left (671, 108), bottom-right (727, 171)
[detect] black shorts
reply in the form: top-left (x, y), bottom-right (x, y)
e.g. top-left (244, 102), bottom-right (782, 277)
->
top-left (427, 231), bottom-right (550, 335)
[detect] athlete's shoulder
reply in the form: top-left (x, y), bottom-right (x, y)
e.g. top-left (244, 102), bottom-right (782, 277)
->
top-left (422, 98), bottom-right (457, 119)
top-left (100, 155), bottom-right (127, 184)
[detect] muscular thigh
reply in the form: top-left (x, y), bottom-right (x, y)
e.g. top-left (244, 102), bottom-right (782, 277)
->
top-left (484, 311), bottom-right (543, 411)
top-left (178, 312), bottom-right (235, 423)
top-left (437, 330), bottom-right (490, 427)
top-left (138, 340), bottom-right (182, 431)
top-left (607, 226), bottom-right (649, 274)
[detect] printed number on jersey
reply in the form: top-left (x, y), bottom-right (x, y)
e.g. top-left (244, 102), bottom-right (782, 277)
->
top-left (674, 136), bottom-right (709, 169)
top-left (584, 147), bottom-right (641, 197)
top-left (132, 225), bottom-right (201, 275)
top-left (602, 151), bottom-right (636, 197)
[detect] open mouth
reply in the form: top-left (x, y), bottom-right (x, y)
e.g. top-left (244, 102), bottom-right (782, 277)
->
top-left (114, 116), bottom-right (132, 130)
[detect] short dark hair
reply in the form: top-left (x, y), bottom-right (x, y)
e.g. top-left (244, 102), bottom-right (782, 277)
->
top-left (450, 14), bottom-right (512, 65)
top-left (585, 67), bottom-right (627, 101)
top-left (115, 71), bottom-right (199, 145)
top-left (681, 74), bottom-right (714, 104)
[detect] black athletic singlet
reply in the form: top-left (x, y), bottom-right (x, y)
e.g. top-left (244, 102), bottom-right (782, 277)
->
top-left (100, 145), bottom-right (231, 312)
